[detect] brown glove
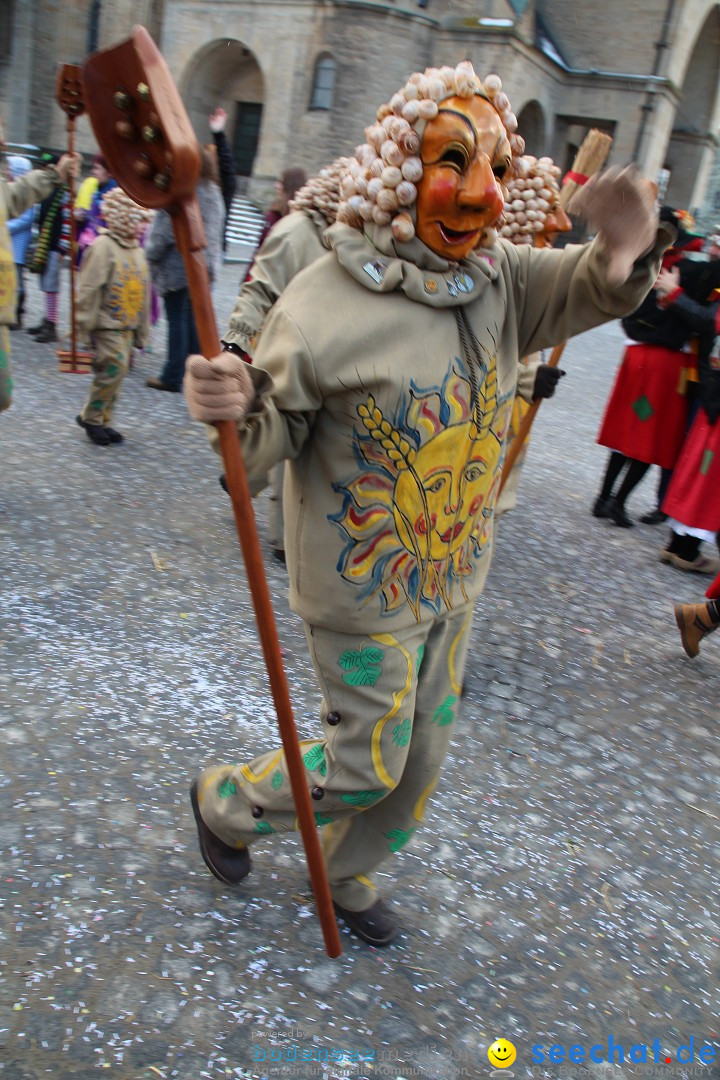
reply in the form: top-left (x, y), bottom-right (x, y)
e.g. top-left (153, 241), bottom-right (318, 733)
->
top-left (183, 351), bottom-right (255, 423)
top-left (572, 165), bottom-right (659, 286)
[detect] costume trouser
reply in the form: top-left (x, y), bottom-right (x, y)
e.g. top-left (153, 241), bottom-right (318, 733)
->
top-left (81, 329), bottom-right (133, 426)
top-left (198, 603), bottom-right (474, 912)
top-left (0, 326), bottom-right (12, 412)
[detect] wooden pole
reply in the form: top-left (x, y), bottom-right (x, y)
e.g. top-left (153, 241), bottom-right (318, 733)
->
top-left (497, 341), bottom-right (567, 495)
top-left (82, 27), bottom-right (341, 958)
top-left (55, 65), bottom-right (92, 374)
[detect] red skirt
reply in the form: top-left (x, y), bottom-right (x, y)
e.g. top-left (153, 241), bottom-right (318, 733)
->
top-left (597, 344), bottom-right (690, 469)
top-left (706, 571), bottom-right (720, 601)
top-left (662, 409), bottom-right (720, 532)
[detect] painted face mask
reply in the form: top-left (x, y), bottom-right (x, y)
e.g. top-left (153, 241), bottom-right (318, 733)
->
top-left (414, 95), bottom-right (510, 260)
top-left (337, 63), bottom-right (525, 251)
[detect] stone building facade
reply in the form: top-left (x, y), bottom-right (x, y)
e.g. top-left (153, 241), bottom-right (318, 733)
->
top-left (2, 0), bottom-right (719, 216)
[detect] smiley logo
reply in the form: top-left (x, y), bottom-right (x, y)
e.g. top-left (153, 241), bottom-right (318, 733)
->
top-left (488, 1039), bottom-right (516, 1068)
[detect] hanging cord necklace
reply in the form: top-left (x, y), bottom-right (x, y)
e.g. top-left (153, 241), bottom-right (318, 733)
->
top-left (454, 305), bottom-right (489, 433)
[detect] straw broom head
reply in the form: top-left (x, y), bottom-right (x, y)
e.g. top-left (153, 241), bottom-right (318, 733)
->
top-left (559, 129), bottom-right (613, 212)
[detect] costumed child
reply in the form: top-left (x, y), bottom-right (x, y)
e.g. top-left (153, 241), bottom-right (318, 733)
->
top-left (184, 63), bottom-right (669, 946)
top-left (0, 126), bottom-right (79, 411)
top-left (75, 187), bottom-right (152, 446)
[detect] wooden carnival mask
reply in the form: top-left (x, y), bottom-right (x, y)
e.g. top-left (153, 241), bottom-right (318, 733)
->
top-left (415, 95), bottom-right (511, 261)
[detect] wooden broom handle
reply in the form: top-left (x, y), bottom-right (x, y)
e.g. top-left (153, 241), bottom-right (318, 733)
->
top-left (498, 341), bottom-right (566, 496)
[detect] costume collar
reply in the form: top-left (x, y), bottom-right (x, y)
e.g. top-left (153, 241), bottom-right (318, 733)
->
top-left (327, 222), bottom-right (498, 307)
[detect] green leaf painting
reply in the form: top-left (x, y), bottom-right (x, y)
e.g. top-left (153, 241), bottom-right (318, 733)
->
top-left (271, 770), bottom-right (284, 790)
top-left (253, 821), bottom-right (275, 835)
top-left (302, 745), bottom-right (327, 776)
top-left (341, 789), bottom-right (385, 808)
top-left (338, 647), bottom-right (384, 686)
top-left (217, 779), bottom-right (237, 798)
top-left (431, 694), bottom-right (457, 727)
top-left (385, 827), bottom-right (416, 853)
top-left (392, 718), bottom-right (412, 748)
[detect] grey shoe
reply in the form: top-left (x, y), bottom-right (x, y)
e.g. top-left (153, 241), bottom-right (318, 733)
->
top-left (332, 898), bottom-right (398, 946)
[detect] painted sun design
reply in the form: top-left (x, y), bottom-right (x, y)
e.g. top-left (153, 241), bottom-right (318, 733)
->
top-left (332, 355), bottom-right (512, 621)
top-left (106, 258), bottom-right (145, 325)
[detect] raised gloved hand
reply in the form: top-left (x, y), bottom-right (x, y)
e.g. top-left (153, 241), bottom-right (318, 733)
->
top-left (572, 165), bottom-right (659, 286)
top-left (532, 363), bottom-right (565, 400)
top-left (184, 351), bottom-right (255, 423)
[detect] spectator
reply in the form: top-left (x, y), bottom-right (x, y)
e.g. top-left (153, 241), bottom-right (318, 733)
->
top-left (208, 108), bottom-right (237, 252)
top-left (6, 155), bottom-right (33, 330)
top-left (76, 154), bottom-right (117, 265)
top-left (26, 152), bottom-right (73, 344)
top-left (145, 146), bottom-right (224, 393)
top-left (0, 137), bottom-right (79, 411)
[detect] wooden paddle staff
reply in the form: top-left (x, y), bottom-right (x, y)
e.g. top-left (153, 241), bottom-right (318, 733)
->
top-left (497, 129), bottom-right (613, 495)
top-left (55, 64), bottom-right (94, 374)
top-left (81, 26), bottom-right (341, 958)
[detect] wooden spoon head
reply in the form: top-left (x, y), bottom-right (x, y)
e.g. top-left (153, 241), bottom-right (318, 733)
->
top-left (56, 64), bottom-right (86, 119)
top-left (82, 25), bottom-right (200, 211)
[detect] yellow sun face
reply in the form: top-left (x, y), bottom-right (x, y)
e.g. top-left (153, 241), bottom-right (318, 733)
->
top-left (393, 420), bottom-right (502, 562)
top-left (106, 255), bottom-right (146, 324)
top-left (332, 356), bottom-right (512, 622)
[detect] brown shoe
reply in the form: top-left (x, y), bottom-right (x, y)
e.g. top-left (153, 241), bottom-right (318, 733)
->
top-left (669, 552), bottom-right (720, 575)
top-left (333, 898), bottom-right (398, 946)
top-left (674, 603), bottom-right (719, 658)
top-left (190, 781), bottom-right (251, 885)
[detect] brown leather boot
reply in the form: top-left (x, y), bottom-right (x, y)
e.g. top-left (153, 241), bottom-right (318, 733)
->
top-left (674, 603), bottom-right (719, 658)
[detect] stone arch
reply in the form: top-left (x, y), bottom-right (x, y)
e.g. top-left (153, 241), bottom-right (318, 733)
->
top-left (181, 39), bottom-right (265, 179)
top-left (664, 3), bottom-right (720, 207)
top-left (515, 100), bottom-right (547, 157)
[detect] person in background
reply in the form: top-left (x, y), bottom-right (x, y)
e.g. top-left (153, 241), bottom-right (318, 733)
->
top-left (654, 265), bottom-right (720, 574)
top-left (75, 188), bottom-right (152, 446)
top-left (0, 129), bottom-right (79, 411)
top-left (243, 166), bottom-right (307, 284)
top-left (76, 154), bottom-right (117, 266)
top-left (591, 209), bottom-right (708, 527)
top-left (208, 108), bottom-right (237, 252)
top-left (6, 155), bottom-right (33, 330)
top-left (145, 146), bottom-right (224, 393)
top-left (25, 152), bottom-right (73, 344)
top-left (219, 157), bottom-right (352, 561)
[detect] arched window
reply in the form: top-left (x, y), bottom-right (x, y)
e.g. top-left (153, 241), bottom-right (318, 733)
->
top-left (309, 55), bottom-right (336, 111)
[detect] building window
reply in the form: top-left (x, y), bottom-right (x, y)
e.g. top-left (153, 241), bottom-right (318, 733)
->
top-left (309, 55), bottom-right (336, 111)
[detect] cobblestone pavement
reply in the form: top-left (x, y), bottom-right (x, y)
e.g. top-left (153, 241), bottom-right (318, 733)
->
top-left (1, 261), bottom-right (719, 1080)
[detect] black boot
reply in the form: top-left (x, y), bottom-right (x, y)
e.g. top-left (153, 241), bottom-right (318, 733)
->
top-left (27, 319), bottom-right (47, 335)
top-left (76, 415), bottom-right (110, 446)
top-left (35, 320), bottom-right (58, 343)
top-left (605, 498), bottom-right (634, 528)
